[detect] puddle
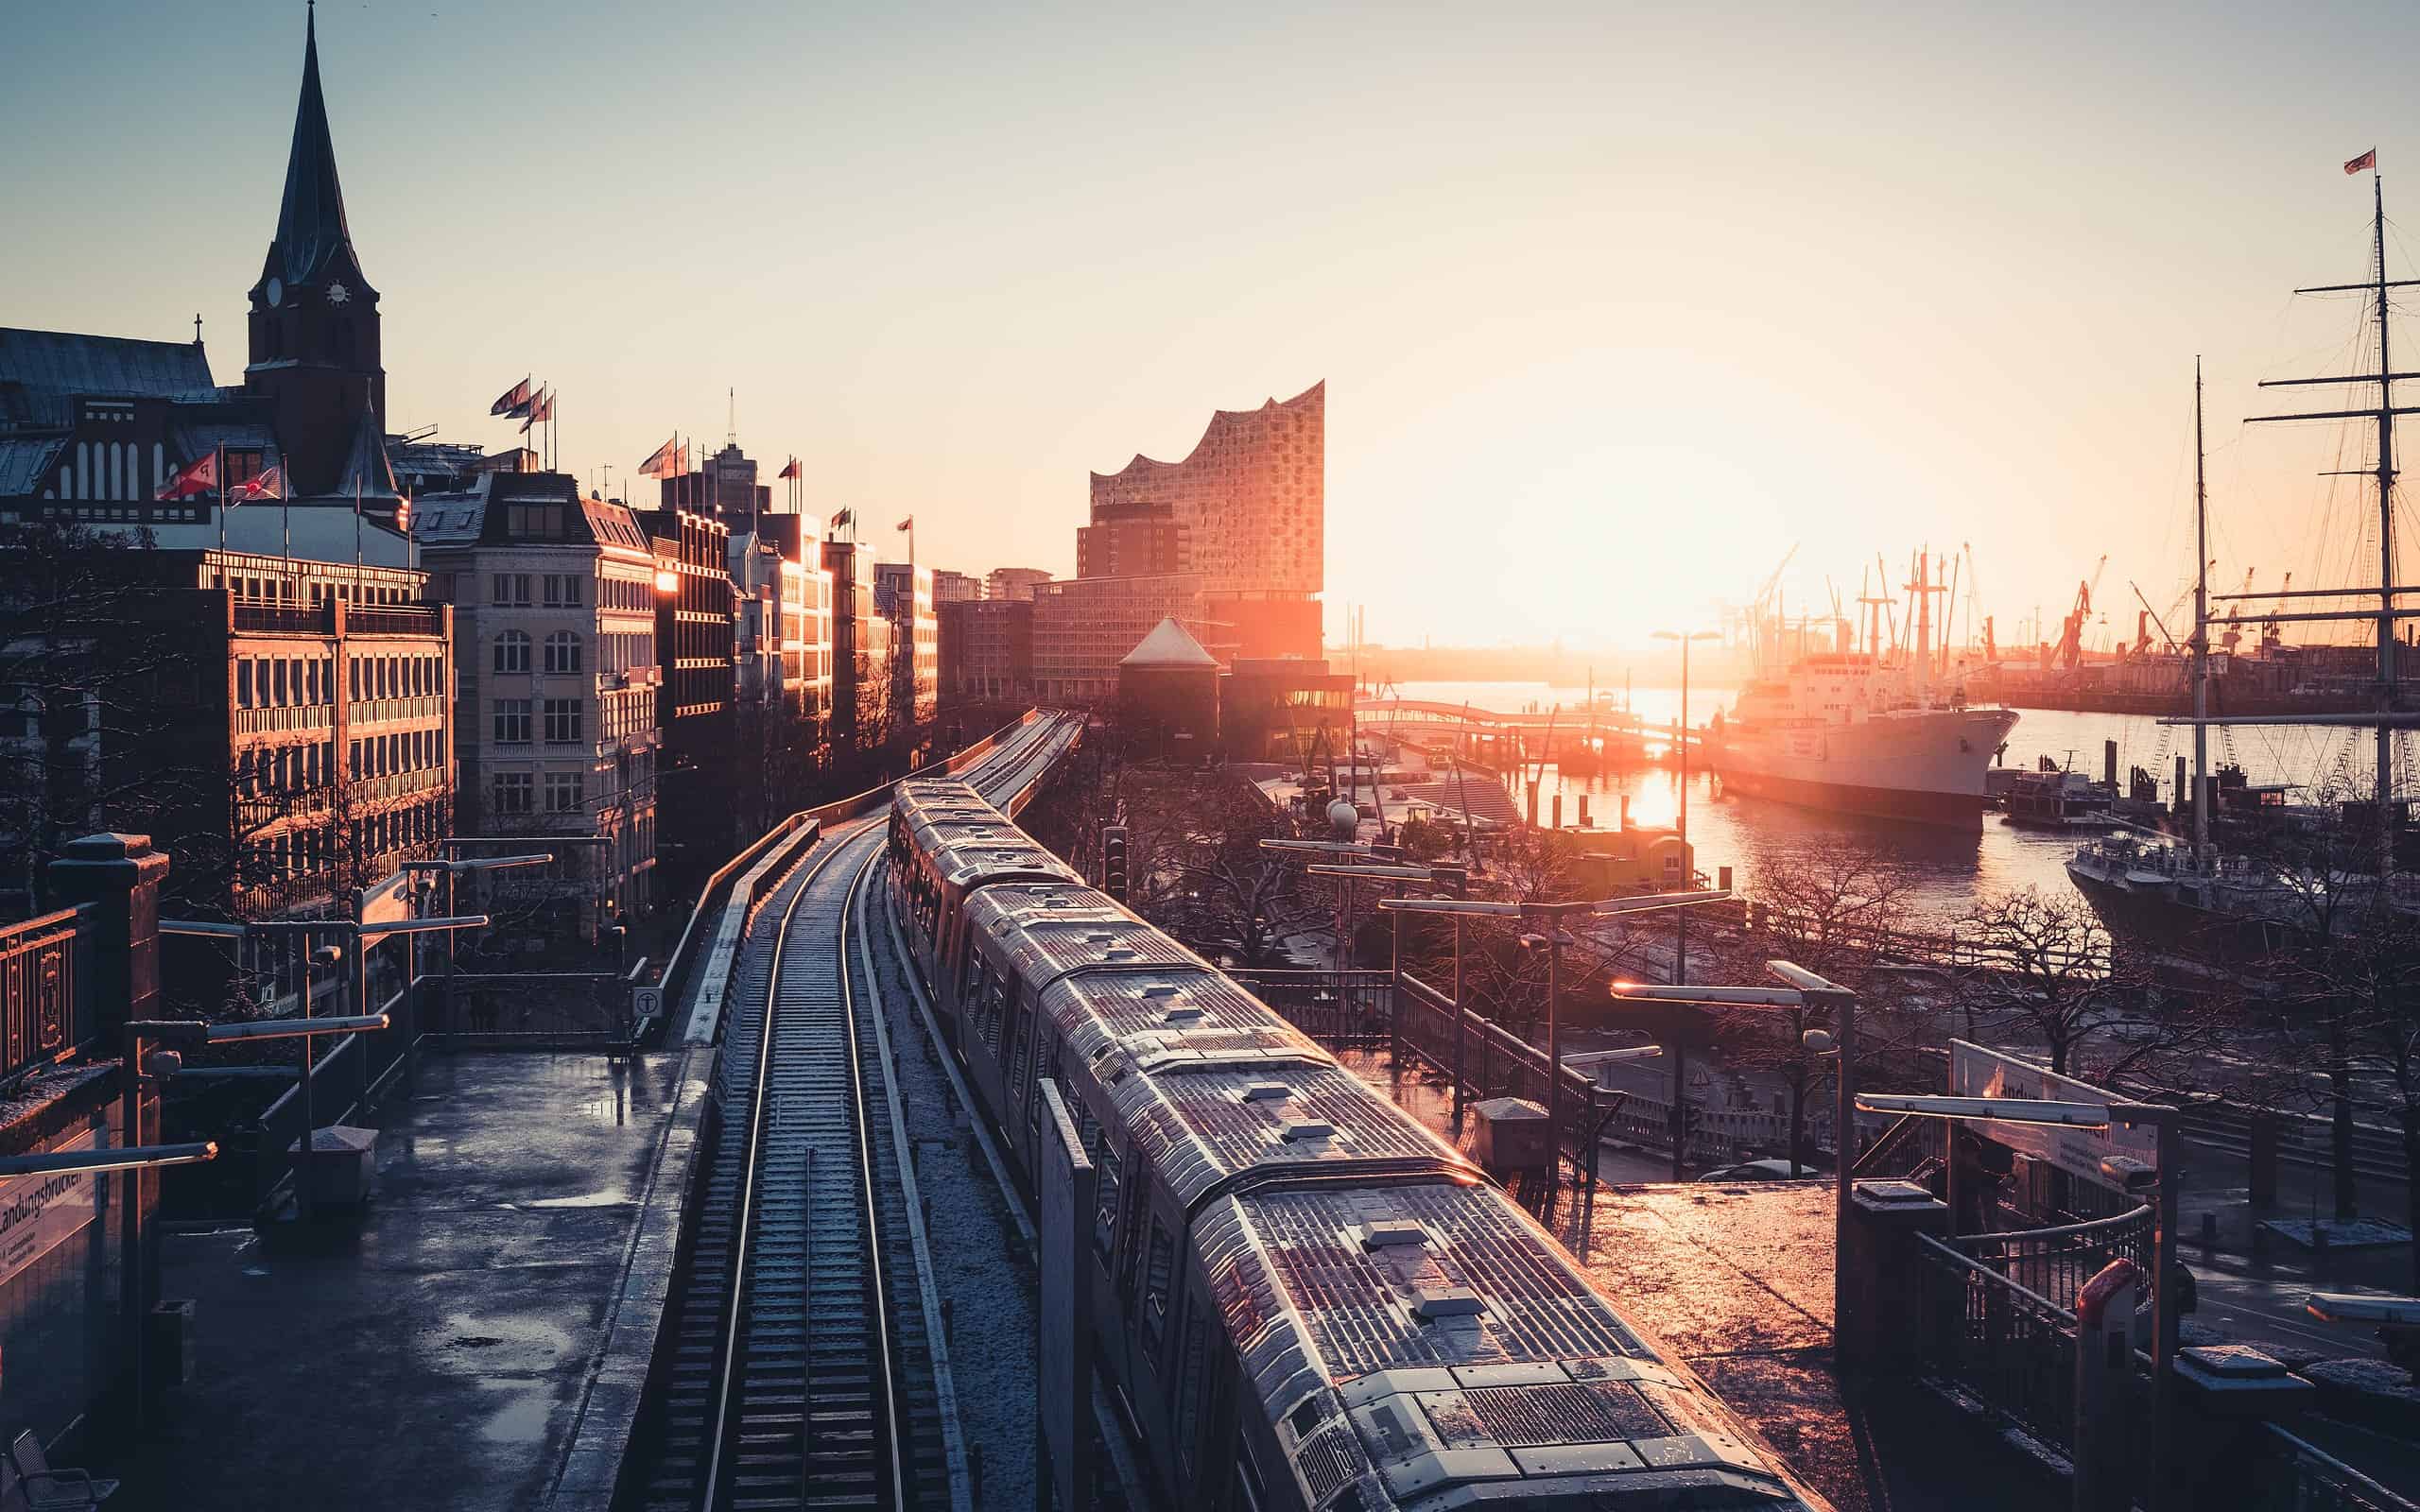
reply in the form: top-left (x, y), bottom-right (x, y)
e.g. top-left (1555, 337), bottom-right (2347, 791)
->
top-left (478, 1385), bottom-right (554, 1445)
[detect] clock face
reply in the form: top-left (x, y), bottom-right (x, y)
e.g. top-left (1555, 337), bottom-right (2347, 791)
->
top-left (265, 277), bottom-right (284, 307)
top-left (326, 282), bottom-right (351, 306)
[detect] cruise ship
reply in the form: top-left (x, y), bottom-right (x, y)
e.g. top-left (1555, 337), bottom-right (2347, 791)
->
top-left (1706, 654), bottom-right (2019, 823)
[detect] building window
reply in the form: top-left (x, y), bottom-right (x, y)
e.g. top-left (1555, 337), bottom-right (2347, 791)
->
top-left (493, 771), bottom-right (533, 816)
top-left (543, 698), bottom-right (583, 744)
top-left (494, 698), bottom-right (531, 744)
top-left (494, 630), bottom-right (530, 674)
top-left (544, 770), bottom-right (583, 814)
top-left (493, 573), bottom-right (530, 606)
top-left (543, 631), bottom-right (582, 674)
top-left (543, 573), bottom-right (586, 608)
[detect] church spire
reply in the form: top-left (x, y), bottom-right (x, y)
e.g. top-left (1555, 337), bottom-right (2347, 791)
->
top-left (272, 1), bottom-right (355, 287)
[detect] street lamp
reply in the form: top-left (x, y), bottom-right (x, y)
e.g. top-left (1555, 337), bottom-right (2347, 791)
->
top-left (118, 1012), bottom-right (388, 1426)
top-left (1647, 627), bottom-right (1723, 979)
top-left (1612, 960), bottom-right (1857, 1261)
top-left (1381, 888), bottom-right (1730, 1197)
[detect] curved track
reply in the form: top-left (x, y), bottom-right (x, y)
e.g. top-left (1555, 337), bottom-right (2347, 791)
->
top-left (630, 717), bottom-right (1078, 1512)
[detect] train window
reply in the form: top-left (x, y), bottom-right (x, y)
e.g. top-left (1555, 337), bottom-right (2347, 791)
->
top-left (1093, 1141), bottom-right (1122, 1261)
top-left (982, 975), bottom-right (1011, 1055)
top-left (1026, 1037), bottom-right (1058, 1143)
top-left (961, 951), bottom-right (984, 1007)
top-left (1142, 1219), bottom-right (1175, 1358)
top-left (1006, 998), bottom-right (1035, 1094)
top-left (1234, 1439), bottom-right (1268, 1512)
top-left (1174, 1314), bottom-right (1209, 1476)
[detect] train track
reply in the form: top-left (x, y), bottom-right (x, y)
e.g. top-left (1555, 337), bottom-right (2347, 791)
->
top-left (629, 718), bottom-right (1074, 1512)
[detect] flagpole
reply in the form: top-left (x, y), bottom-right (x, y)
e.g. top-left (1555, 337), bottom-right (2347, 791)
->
top-left (216, 441), bottom-right (227, 557)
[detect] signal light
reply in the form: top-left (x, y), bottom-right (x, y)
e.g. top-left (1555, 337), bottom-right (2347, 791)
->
top-left (1101, 824), bottom-right (1130, 902)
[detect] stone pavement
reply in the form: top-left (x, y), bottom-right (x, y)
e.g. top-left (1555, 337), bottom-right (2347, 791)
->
top-left (105, 1049), bottom-right (700, 1512)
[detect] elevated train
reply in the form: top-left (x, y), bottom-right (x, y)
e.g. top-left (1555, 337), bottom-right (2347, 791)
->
top-left (888, 778), bottom-right (1824, 1512)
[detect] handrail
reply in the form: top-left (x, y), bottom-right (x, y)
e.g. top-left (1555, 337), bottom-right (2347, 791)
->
top-left (1951, 1204), bottom-right (2152, 1251)
top-left (1915, 1231), bottom-right (2075, 1321)
top-left (2264, 1423), bottom-right (2420, 1512)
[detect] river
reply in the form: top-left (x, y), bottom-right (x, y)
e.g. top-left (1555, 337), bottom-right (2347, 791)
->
top-left (1385, 679), bottom-right (2405, 925)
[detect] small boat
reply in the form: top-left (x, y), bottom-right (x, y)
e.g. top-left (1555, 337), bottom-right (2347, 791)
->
top-left (2001, 767), bottom-right (2116, 830)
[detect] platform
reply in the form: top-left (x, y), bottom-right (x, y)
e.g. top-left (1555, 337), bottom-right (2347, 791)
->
top-left (105, 1049), bottom-right (700, 1512)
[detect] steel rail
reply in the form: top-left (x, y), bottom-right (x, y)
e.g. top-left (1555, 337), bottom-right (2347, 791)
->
top-left (674, 713), bottom-right (1072, 1511)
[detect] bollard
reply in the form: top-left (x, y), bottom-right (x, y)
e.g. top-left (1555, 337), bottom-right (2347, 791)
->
top-left (2073, 1258), bottom-right (2140, 1512)
top-left (2201, 1211), bottom-right (2218, 1252)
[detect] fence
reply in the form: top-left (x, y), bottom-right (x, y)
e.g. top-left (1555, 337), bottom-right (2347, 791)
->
top-left (2262, 1425), bottom-right (2420, 1512)
top-left (1226, 970), bottom-right (1395, 1046)
top-left (1913, 1229), bottom-right (2090, 1457)
top-left (1950, 1204), bottom-right (2152, 1318)
top-left (0, 905), bottom-right (93, 1090)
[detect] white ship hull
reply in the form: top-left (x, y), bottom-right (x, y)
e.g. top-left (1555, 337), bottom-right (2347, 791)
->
top-left (1709, 707), bottom-right (2020, 824)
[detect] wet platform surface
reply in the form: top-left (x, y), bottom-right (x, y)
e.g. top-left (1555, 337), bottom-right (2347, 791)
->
top-left (111, 1050), bottom-right (685, 1512)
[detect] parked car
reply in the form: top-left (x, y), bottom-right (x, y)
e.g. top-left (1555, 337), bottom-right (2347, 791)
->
top-left (1694, 1159), bottom-right (1811, 1183)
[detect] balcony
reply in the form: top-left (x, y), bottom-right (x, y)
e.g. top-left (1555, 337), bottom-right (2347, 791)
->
top-left (233, 704), bottom-right (334, 735)
top-left (349, 694), bottom-right (446, 727)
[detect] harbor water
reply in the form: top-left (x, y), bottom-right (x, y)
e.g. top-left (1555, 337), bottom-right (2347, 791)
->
top-left (1385, 679), bottom-right (2414, 926)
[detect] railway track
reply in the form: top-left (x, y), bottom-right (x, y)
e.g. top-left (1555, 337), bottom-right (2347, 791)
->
top-left (629, 717), bottom-right (1076, 1512)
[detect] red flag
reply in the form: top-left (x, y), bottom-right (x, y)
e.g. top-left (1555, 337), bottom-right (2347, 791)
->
top-left (829, 507), bottom-right (853, 532)
top-left (2346, 148), bottom-right (2378, 176)
top-left (490, 378), bottom-right (532, 416)
top-left (777, 456), bottom-right (801, 480)
top-left (895, 515), bottom-right (913, 532)
top-left (638, 436), bottom-right (681, 478)
top-left (232, 466), bottom-right (286, 502)
top-left (154, 451), bottom-right (219, 500)
top-left (520, 388), bottom-right (553, 433)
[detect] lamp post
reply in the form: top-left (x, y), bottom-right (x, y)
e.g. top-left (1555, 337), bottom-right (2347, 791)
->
top-left (1648, 627), bottom-right (1720, 1178)
top-left (1380, 888), bottom-right (1729, 1201)
top-left (119, 1013), bottom-right (386, 1429)
top-left (1857, 1091), bottom-right (2181, 1512)
top-left (1612, 962), bottom-right (1858, 1308)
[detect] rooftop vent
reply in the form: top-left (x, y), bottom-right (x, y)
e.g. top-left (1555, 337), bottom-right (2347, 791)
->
top-left (1362, 1220), bottom-right (1428, 1250)
top-left (1243, 1083), bottom-right (1293, 1103)
top-left (1161, 1006), bottom-right (1206, 1025)
top-left (1139, 984), bottom-right (1180, 999)
top-left (1280, 1118), bottom-right (1338, 1143)
top-left (1412, 1287), bottom-right (1486, 1321)
top-left (1104, 948), bottom-right (1139, 961)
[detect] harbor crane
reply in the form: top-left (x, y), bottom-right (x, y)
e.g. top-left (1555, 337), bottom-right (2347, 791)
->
top-left (2048, 554), bottom-right (2109, 671)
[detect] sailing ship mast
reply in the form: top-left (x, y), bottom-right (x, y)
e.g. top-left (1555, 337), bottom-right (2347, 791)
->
top-left (2192, 358), bottom-right (2210, 856)
top-left (2229, 157), bottom-right (2420, 881)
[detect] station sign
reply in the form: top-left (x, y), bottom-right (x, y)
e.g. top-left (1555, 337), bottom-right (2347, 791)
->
top-left (0, 1117), bottom-right (112, 1290)
top-left (1949, 1040), bottom-right (2158, 1191)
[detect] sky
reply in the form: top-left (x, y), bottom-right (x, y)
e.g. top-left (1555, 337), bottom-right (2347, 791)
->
top-left (11, 1), bottom-right (2420, 651)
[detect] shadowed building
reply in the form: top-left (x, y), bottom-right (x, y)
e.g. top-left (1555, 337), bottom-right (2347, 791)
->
top-left (985, 566), bottom-right (1053, 602)
top-left (1031, 572), bottom-right (1204, 702)
top-left (1117, 616), bottom-right (1220, 758)
top-left (939, 597), bottom-right (1032, 702)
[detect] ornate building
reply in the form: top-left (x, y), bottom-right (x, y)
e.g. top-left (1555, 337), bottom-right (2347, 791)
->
top-left (1086, 381), bottom-right (1323, 659)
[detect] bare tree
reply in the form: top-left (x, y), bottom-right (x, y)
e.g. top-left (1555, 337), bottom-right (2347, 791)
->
top-left (1952, 886), bottom-right (2133, 1075)
top-left (1722, 839), bottom-right (1915, 1173)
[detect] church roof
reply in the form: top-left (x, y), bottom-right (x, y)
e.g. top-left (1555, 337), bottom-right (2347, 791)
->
top-left (0, 328), bottom-right (219, 429)
top-left (333, 403), bottom-right (398, 500)
top-left (1120, 616), bottom-right (1219, 669)
top-left (271, 7), bottom-right (356, 287)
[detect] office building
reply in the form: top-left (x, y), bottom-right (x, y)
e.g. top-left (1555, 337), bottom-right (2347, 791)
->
top-left (1077, 500), bottom-right (1184, 579)
top-left (822, 541), bottom-right (894, 751)
top-left (414, 472), bottom-right (661, 926)
top-left (939, 597), bottom-right (1032, 703)
top-left (985, 566), bottom-right (1053, 603)
top-left (876, 562), bottom-right (939, 730)
top-left (932, 569), bottom-right (984, 604)
top-left (639, 507), bottom-right (736, 887)
top-left (1030, 573), bottom-right (1205, 702)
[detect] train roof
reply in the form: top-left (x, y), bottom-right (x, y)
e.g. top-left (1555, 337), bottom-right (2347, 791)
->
top-left (967, 901), bottom-right (1204, 981)
top-left (1199, 1180), bottom-right (1798, 1509)
top-left (927, 831), bottom-right (1082, 890)
top-left (895, 777), bottom-right (987, 808)
top-left (1041, 969), bottom-right (1313, 1074)
top-left (1103, 1057), bottom-right (1467, 1210)
top-left (960, 881), bottom-right (1131, 925)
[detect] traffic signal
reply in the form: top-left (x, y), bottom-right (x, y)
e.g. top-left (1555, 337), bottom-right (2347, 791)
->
top-left (1101, 824), bottom-right (1130, 902)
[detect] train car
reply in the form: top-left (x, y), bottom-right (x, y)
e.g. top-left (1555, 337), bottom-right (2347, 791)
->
top-left (887, 784), bottom-right (1078, 990)
top-left (892, 787), bottom-right (1824, 1512)
top-left (1184, 1178), bottom-right (1816, 1511)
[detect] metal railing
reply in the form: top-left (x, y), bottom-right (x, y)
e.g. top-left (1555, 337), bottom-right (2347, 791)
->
top-left (0, 904), bottom-right (93, 1090)
top-left (2262, 1424), bottom-right (2420, 1512)
top-left (1913, 1229), bottom-right (2087, 1456)
top-left (1227, 969), bottom-right (1395, 1045)
top-left (1950, 1204), bottom-right (2153, 1314)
